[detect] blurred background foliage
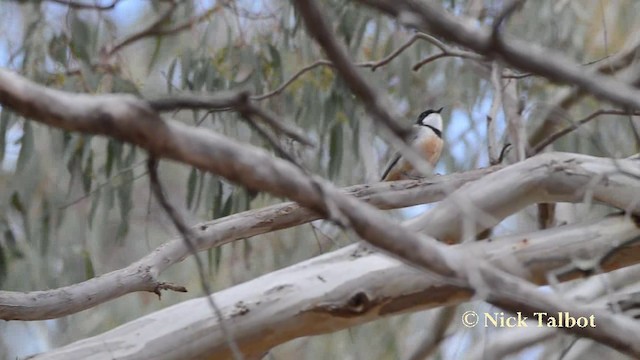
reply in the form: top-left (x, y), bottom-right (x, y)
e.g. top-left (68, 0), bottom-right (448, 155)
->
top-left (0, 0), bottom-right (639, 359)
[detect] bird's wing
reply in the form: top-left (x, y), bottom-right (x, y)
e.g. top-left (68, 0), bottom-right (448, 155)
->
top-left (380, 129), bottom-right (419, 181)
top-left (380, 153), bottom-right (402, 181)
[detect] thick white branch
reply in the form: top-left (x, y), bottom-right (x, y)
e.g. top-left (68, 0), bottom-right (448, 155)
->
top-left (31, 215), bottom-right (640, 359)
top-left (407, 153), bottom-right (640, 242)
top-left (0, 166), bottom-right (498, 320)
top-left (3, 69), bottom-right (640, 355)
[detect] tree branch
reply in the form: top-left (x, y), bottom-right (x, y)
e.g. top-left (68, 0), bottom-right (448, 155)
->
top-left (533, 110), bottom-right (640, 154)
top-left (146, 158), bottom-right (243, 360)
top-left (32, 215), bottom-right (640, 359)
top-left (3, 68), bottom-right (640, 355)
top-left (250, 32), bottom-right (482, 101)
top-left (147, 91), bottom-right (314, 147)
top-left (103, 3), bottom-right (219, 58)
top-left (0, 164), bottom-right (500, 320)
top-left (47, 0), bottom-right (119, 10)
top-left (357, 0), bottom-right (640, 112)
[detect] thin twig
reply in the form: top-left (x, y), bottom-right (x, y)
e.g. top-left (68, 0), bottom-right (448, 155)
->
top-left (47, 0), bottom-right (119, 10)
top-left (533, 110), bottom-right (640, 154)
top-left (147, 91), bottom-right (249, 112)
top-left (153, 6), bottom-right (219, 36)
top-left (104, 3), bottom-right (177, 57)
top-left (148, 92), bottom-right (315, 146)
top-left (487, 62), bottom-right (503, 165)
top-left (59, 159), bottom-right (147, 210)
top-left (250, 60), bottom-right (333, 101)
top-left (252, 32), bottom-right (482, 101)
top-left (147, 157), bottom-right (244, 360)
top-left (412, 47), bottom-right (483, 71)
top-left (240, 102), bottom-right (315, 147)
top-left (104, 3), bottom-right (220, 59)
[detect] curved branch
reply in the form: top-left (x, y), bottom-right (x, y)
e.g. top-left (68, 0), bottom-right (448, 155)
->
top-left (0, 163), bottom-right (500, 320)
top-left (47, 0), bottom-right (119, 10)
top-left (358, 0), bottom-right (640, 112)
top-left (104, 4), bottom-right (220, 58)
top-left (251, 32), bottom-right (481, 101)
top-left (3, 68), bottom-right (640, 355)
top-left (32, 215), bottom-right (640, 359)
top-left (532, 110), bottom-right (640, 154)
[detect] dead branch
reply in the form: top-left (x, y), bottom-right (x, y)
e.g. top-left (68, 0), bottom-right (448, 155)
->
top-left (31, 215), bottom-right (640, 359)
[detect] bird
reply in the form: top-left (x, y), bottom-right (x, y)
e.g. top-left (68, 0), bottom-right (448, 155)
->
top-left (380, 107), bottom-right (444, 181)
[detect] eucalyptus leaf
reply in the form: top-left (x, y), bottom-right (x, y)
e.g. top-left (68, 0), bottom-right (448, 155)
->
top-left (186, 167), bottom-right (198, 209)
top-left (69, 14), bottom-right (92, 64)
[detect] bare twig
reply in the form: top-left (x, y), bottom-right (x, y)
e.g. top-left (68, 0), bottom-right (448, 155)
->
top-left (527, 31), bottom-right (640, 147)
top-left (47, 0), bottom-right (119, 10)
top-left (503, 53), bottom-right (617, 79)
top-left (406, 306), bottom-right (456, 360)
top-left (294, 0), bottom-right (444, 182)
top-left (252, 32), bottom-right (481, 101)
top-left (153, 6), bottom-right (219, 36)
top-left (487, 62), bottom-right (503, 165)
top-left (251, 60), bottom-right (333, 101)
top-left (146, 157), bottom-right (243, 360)
top-left (239, 102), bottom-right (315, 147)
top-left (3, 68), bottom-right (640, 355)
top-left (292, 1), bottom-right (409, 141)
top-left (103, 3), bottom-right (177, 58)
top-left (33, 214), bottom-right (640, 358)
top-left (533, 110), bottom-right (640, 154)
top-left (148, 91), bottom-right (315, 146)
top-left (59, 159), bottom-right (147, 209)
top-left (411, 36), bottom-right (483, 71)
top-left (358, 0), bottom-right (640, 113)
top-left (147, 91), bottom-right (249, 111)
top-left (104, 3), bottom-right (219, 58)
top-left (0, 165), bottom-right (501, 321)
top-left (491, 0), bottom-right (527, 37)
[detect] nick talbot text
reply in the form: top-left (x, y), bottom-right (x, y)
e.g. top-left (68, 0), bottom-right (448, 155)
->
top-left (484, 312), bottom-right (596, 328)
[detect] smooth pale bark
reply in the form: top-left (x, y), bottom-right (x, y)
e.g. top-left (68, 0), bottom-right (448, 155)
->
top-left (0, 166), bottom-right (498, 321)
top-left (31, 215), bottom-right (640, 359)
top-left (3, 68), bottom-right (640, 356)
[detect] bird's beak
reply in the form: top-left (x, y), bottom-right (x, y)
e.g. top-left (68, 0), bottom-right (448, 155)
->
top-left (436, 107), bottom-right (444, 113)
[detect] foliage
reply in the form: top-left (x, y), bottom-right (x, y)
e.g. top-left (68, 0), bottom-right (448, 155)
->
top-left (0, 0), bottom-right (639, 358)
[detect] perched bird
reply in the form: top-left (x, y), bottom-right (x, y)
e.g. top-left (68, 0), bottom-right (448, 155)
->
top-left (380, 107), bottom-right (444, 181)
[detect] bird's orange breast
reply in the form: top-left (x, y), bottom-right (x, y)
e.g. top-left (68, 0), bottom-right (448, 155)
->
top-left (383, 134), bottom-right (443, 181)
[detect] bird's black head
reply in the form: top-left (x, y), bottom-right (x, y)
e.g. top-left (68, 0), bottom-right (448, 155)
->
top-left (416, 107), bottom-right (444, 124)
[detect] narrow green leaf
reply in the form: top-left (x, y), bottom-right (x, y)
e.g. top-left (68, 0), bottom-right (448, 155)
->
top-left (193, 170), bottom-right (206, 211)
top-left (103, 186), bottom-right (115, 213)
top-left (48, 33), bottom-right (69, 65)
top-left (4, 228), bottom-right (23, 258)
top-left (69, 13), bottom-right (92, 64)
top-left (88, 188), bottom-right (101, 228)
top-left (328, 122), bottom-right (343, 178)
top-left (0, 110), bottom-right (11, 164)
top-left (267, 44), bottom-right (283, 83)
top-left (186, 167), bottom-right (198, 209)
top-left (0, 243), bottom-right (6, 286)
top-left (10, 192), bottom-right (25, 215)
top-left (82, 250), bottom-right (95, 279)
top-left (16, 121), bottom-right (34, 171)
top-left (116, 168), bottom-right (133, 241)
top-left (39, 200), bottom-right (51, 256)
top-left (218, 193), bottom-right (233, 218)
top-left (112, 77), bottom-right (139, 95)
top-left (166, 57), bottom-right (178, 93)
top-left (82, 148), bottom-right (94, 194)
top-left (147, 37), bottom-right (164, 72)
top-left (214, 247), bottom-right (222, 273)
